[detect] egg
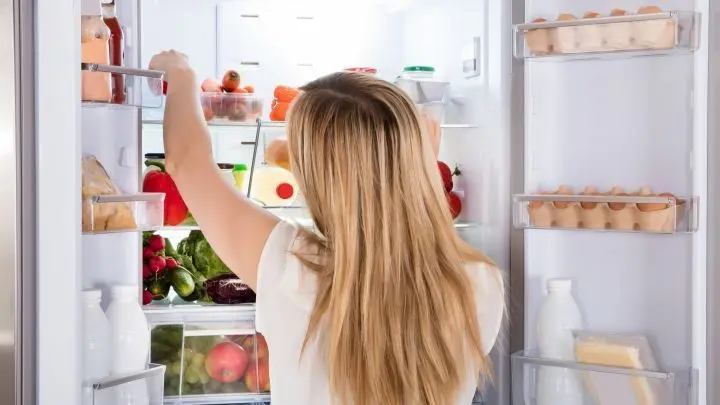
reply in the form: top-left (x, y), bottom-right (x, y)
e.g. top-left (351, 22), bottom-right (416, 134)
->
top-left (580, 186), bottom-right (599, 209)
top-left (637, 5), bottom-right (663, 14)
top-left (608, 188), bottom-right (628, 211)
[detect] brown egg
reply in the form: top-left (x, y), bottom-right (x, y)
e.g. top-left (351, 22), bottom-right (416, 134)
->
top-left (532, 17), bottom-right (548, 23)
top-left (637, 194), bottom-right (667, 212)
top-left (584, 11), bottom-right (601, 18)
top-left (608, 193), bottom-right (629, 210)
top-left (553, 186), bottom-right (573, 209)
top-left (658, 192), bottom-right (684, 205)
top-left (529, 191), bottom-right (549, 209)
top-left (557, 13), bottom-right (577, 21)
top-left (637, 5), bottom-right (663, 14)
top-left (580, 186), bottom-right (599, 209)
top-left (610, 8), bottom-right (628, 16)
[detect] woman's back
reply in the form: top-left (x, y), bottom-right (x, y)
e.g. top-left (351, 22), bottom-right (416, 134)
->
top-left (255, 221), bottom-right (504, 405)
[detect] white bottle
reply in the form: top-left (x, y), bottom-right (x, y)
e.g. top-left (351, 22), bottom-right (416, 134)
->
top-left (105, 285), bottom-right (151, 373)
top-left (536, 279), bottom-right (583, 405)
top-left (82, 289), bottom-right (111, 405)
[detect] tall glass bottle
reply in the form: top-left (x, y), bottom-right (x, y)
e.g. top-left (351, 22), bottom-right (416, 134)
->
top-left (102, 0), bottom-right (126, 104)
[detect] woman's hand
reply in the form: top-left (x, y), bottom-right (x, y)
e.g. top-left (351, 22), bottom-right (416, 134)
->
top-left (148, 50), bottom-right (191, 82)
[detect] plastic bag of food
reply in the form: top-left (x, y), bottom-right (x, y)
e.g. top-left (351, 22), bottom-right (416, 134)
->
top-left (82, 155), bottom-right (137, 232)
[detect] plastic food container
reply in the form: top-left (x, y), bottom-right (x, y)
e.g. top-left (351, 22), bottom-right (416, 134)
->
top-left (232, 164), bottom-right (248, 192)
top-left (400, 65), bottom-right (436, 80)
top-left (217, 163), bottom-right (235, 186)
top-left (344, 67), bottom-right (377, 75)
top-left (201, 93), bottom-right (263, 122)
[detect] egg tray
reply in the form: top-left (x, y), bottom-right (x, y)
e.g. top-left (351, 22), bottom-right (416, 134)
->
top-left (513, 11), bottom-right (698, 58)
top-left (526, 200), bottom-right (684, 233)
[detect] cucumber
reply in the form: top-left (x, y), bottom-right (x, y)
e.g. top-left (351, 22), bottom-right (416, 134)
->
top-left (170, 267), bottom-right (196, 298)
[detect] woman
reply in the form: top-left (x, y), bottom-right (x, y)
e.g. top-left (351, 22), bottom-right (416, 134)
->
top-left (149, 50), bottom-right (504, 405)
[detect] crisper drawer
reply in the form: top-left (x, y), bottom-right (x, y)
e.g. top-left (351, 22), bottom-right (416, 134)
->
top-left (145, 305), bottom-right (271, 404)
top-left (511, 351), bottom-right (696, 405)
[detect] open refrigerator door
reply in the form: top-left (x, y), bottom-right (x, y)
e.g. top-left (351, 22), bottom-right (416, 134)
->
top-left (37, 0), bottom-right (515, 404)
top-left (510, 0), bottom-right (710, 404)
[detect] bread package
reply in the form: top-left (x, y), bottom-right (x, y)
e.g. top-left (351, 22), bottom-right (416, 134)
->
top-left (82, 155), bottom-right (137, 232)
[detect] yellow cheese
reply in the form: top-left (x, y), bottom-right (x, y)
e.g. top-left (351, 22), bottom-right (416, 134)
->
top-left (575, 341), bottom-right (656, 405)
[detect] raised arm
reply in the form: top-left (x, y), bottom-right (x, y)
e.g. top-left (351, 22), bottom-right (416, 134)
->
top-left (149, 50), bottom-right (278, 290)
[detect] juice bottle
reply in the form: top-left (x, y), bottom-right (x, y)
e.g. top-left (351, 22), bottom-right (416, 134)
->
top-left (102, 0), bottom-right (126, 104)
top-left (81, 0), bottom-right (111, 102)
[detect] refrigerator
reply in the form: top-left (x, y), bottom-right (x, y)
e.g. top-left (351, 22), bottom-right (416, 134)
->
top-left (1, 0), bottom-right (716, 404)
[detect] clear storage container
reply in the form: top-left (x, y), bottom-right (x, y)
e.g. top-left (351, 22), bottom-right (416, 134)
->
top-left (201, 93), bottom-right (264, 123)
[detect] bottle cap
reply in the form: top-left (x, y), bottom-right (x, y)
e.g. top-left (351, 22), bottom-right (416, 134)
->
top-left (82, 289), bottom-right (102, 302)
top-left (81, 0), bottom-right (102, 15)
top-left (547, 278), bottom-right (572, 292)
top-left (111, 285), bottom-right (138, 299)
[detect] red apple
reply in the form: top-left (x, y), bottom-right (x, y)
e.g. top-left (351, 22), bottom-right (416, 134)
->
top-left (241, 334), bottom-right (269, 360)
top-left (204, 342), bottom-right (249, 383)
top-left (447, 191), bottom-right (462, 219)
top-left (245, 359), bottom-right (270, 392)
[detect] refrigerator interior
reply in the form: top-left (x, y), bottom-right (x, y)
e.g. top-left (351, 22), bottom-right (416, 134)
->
top-left (73, 0), bottom-right (514, 403)
top-left (515, 0), bottom-right (708, 403)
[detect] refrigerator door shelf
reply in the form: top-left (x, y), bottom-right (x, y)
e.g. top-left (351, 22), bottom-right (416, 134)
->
top-left (513, 11), bottom-right (700, 61)
top-left (82, 192), bottom-right (165, 234)
top-left (511, 350), bottom-right (697, 405)
top-left (81, 63), bottom-right (165, 109)
top-left (513, 194), bottom-right (698, 234)
top-left (86, 363), bottom-right (166, 405)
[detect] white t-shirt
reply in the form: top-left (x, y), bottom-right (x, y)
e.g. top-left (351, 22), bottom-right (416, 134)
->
top-left (256, 220), bottom-right (504, 405)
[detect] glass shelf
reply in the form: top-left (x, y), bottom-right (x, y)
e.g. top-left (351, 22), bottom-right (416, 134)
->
top-left (81, 63), bottom-right (165, 108)
top-left (86, 363), bottom-right (166, 405)
top-left (513, 11), bottom-right (699, 60)
top-left (513, 193), bottom-right (697, 234)
top-left (512, 350), bottom-right (696, 405)
top-left (162, 393), bottom-right (271, 404)
top-left (142, 119), bottom-right (477, 130)
top-left (82, 192), bottom-right (165, 234)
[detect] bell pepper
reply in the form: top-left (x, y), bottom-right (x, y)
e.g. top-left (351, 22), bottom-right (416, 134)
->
top-left (143, 160), bottom-right (189, 226)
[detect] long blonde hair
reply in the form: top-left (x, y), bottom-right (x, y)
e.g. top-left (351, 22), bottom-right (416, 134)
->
top-left (286, 72), bottom-right (496, 405)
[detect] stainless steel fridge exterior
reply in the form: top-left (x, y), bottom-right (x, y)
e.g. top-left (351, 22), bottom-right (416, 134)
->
top-left (1, 0), bottom-right (36, 403)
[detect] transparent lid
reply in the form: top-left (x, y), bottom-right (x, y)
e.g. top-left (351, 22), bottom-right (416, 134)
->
top-left (233, 164), bottom-right (248, 171)
top-left (81, 0), bottom-right (102, 16)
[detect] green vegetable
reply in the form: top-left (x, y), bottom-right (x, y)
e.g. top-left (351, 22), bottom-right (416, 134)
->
top-left (177, 240), bottom-right (187, 256)
top-left (147, 277), bottom-right (170, 300)
top-left (170, 267), bottom-right (196, 298)
top-left (164, 237), bottom-right (179, 259)
top-left (193, 239), bottom-right (232, 279)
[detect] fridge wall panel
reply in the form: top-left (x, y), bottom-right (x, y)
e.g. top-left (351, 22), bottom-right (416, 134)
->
top-left (36, 0), bottom-right (82, 403)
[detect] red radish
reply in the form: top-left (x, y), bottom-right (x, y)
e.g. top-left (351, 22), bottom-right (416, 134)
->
top-left (147, 234), bottom-right (165, 253)
top-left (142, 290), bottom-right (153, 305)
top-left (142, 264), bottom-right (151, 279)
top-left (222, 70), bottom-right (241, 92)
top-left (438, 161), bottom-right (453, 192)
top-left (447, 191), bottom-right (462, 219)
top-left (143, 247), bottom-right (155, 259)
top-left (201, 78), bottom-right (222, 93)
top-left (166, 257), bottom-right (179, 269)
top-left (148, 255), bottom-right (167, 274)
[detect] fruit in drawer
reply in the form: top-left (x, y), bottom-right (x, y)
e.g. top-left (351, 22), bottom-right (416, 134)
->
top-left (245, 359), bottom-right (271, 392)
top-left (240, 334), bottom-right (268, 360)
top-left (205, 342), bottom-right (250, 383)
top-left (222, 70), bottom-right (241, 92)
top-left (201, 78), bottom-right (223, 93)
top-left (274, 85), bottom-right (300, 103)
top-left (143, 161), bottom-right (189, 226)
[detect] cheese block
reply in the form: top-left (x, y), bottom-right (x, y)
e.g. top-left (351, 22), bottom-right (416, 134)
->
top-left (575, 340), bottom-right (656, 405)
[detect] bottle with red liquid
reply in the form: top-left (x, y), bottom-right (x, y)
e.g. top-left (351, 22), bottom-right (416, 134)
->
top-left (102, 0), bottom-right (126, 104)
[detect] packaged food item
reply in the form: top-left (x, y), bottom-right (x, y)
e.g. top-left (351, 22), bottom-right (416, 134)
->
top-left (249, 166), bottom-right (298, 207)
top-left (101, 0), bottom-right (125, 103)
top-left (81, 0), bottom-right (112, 102)
top-left (82, 155), bottom-right (137, 232)
top-left (232, 164), bottom-right (248, 192)
top-left (344, 67), bottom-right (378, 75)
top-left (401, 66), bottom-right (436, 80)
